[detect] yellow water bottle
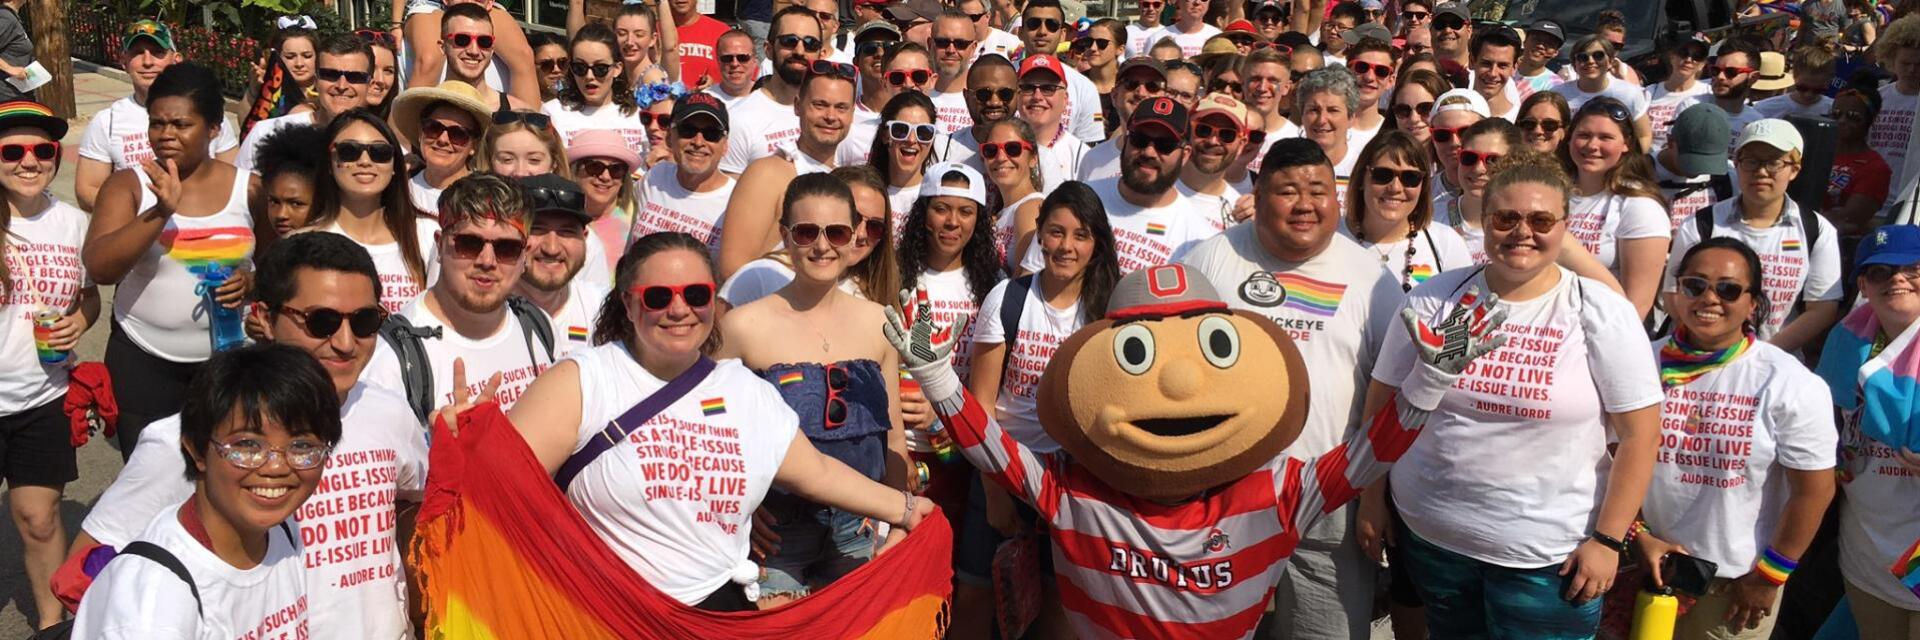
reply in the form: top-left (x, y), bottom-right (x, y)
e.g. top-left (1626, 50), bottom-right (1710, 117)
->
top-left (1630, 586), bottom-right (1678, 640)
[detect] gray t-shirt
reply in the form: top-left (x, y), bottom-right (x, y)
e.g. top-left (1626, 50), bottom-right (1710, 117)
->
top-left (0, 6), bottom-right (32, 102)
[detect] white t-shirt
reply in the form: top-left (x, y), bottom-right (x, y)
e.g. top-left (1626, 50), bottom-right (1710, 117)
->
top-left (1663, 198), bottom-right (1841, 341)
top-left (360, 297), bottom-right (558, 414)
top-left (546, 280), bottom-right (611, 358)
top-left (1019, 177), bottom-right (1216, 274)
top-left (1125, 22), bottom-right (1163, 58)
top-left (1036, 130), bottom-right (1089, 192)
top-left (702, 84), bottom-right (754, 111)
top-left (1340, 223), bottom-right (1476, 292)
top-left (720, 90), bottom-right (802, 174)
top-left (716, 257), bottom-right (862, 308)
top-left (316, 217), bottom-right (442, 314)
top-left (1871, 84), bottom-right (1919, 204)
top-left (938, 126), bottom-right (982, 175)
top-left (1642, 340), bottom-right (1836, 578)
top-left (0, 197), bottom-right (90, 414)
top-left (835, 108), bottom-right (882, 167)
top-left (1550, 77), bottom-right (1651, 119)
top-left (1076, 134), bottom-right (1123, 183)
top-left (408, 172), bottom-right (445, 216)
top-left (930, 90), bottom-right (974, 135)
top-left (1721, 105), bottom-right (1770, 155)
top-left (915, 265), bottom-right (983, 381)
top-left (564, 344), bottom-right (797, 605)
top-left (1373, 267), bottom-right (1663, 567)
top-left (1184, 226), bottom-right (1404, 458)
top-left (1752, 93), bottom-right (1833, 120)
top-left (114, 168), bottom-right (256, 362)
top-left (72, 511), bottom-right (309, 640)
top-left (992, 192), bottom-right (1046, 274)
top-left (1178, 182), bottom-right (1243, 235)
top-left (974, 29), bottom-right (1023, 62)
top-left (235, 111), bottom-right (318, 173)
top-left (887, 183), bottom-right (922, 234)
top-left (634, 163), bottom-right (736, 254)
top-left (540, 99), bottom-right (651, 154)
top-left (1061, 66), bottom-right (1108, 144)
top-left (1434, 192), bottom-right (1487, 265)
top-left (79, 96), bottom-right (241, 170)
top-left (1143, 23), bottom-right (1222, 57)
top-left (1647, 82), bottom-right (1713, 152)
top-left (972, 277), bottom-right (1084, 454)
top-left (1565, 192), bottom-right (1671, 274)
top-left (1654, 160), bottom-right (1739, 230)
top-left (1839, 409), bottom-right (1920, 611)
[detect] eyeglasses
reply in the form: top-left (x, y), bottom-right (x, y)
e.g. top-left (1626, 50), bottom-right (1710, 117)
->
top-left (1139, 1), bottom-right (1163, 9)
top-left (127, 21), bottom-right (166, 36)
top-left (973, 87), bottom-right (1017, 103)
top-left (331, 141), bottom-right (396, 164)
top-left (1244, 129), bottom-right (1267, 147)
top-left (1736, 156), bottom-right (1797, 174)
top-left (421, 120), bottom-right (473, 146)
top-left (493, 110), bottom-right (553, 129)
top-left (524, 185), bottom-right (586, 214)
top-left (1121, 77), bottom-right (1165, 93)
top-left (1166, 60), bottom-right (1203, 74)
top-left (1677, 276), bottom-right (1752, 301)
top-left (631, 282), bottom-right (717, 310)
top-left (315, 67), bottom-right (371, 84)
top-left (1861, 263), bottom-right (1920, 285)
top-left (965, 10), bottom-right (989, 21)
top-left (933, 37), bottom-right (976, 51)
top-left (1673, 48), bottom-right (1709, 62)
top-left (1165, 88), bottom-right (1197, 103)
top-left (447, 233), bottom-right (527, 261)
top-left (1023, 17), bottom-right (1063, 32)
top-left (1193, 122), bottom-right (1242, 143)
top-left (886, 68), bottom-right (933, 86)
top-left (537, 57), bottom-right (571, 73)
top-left (809, 60), bottom-right (858, 79)
top-left (354, 29), bottom-right (398, 47)
top-left (1829, 109), bottom-right (1870, 122)
top-left (1348, 60), bottom-right (1393, 78)
top-left (1368, 166), bottom-right (1423, 188)
top-left (675, 124), bottom-right (726, 142)
top-left (980, 140), bottom-right (1034, 159)
top-left (1018, 82), bottom-right (1064, 96)
top-left (573, 158), bottom-right (630, 178)
top-left (1127, 131), bottom-right (1180, 154)
top-left (276, 304), bottom-right (387, 340)
top-left (786, 222), bottom-right (854, 247)
top-left (1572, 51), bottom-right (1610, 65)
top-left (212, 437), bottom-right (333, 471)
top-left (1433, 15), bottom-right (1466, 31)
top-left (0, 142), bottom-right (57, 163)
top-left (443, 32), bottom-right (495, 50)
top-left (1391, 101), bottom-right (1434, 120)
top-left (810, 9), bottom-right (836, 23)
top-left (1516, 117), bottom-right (1562, 133)
top-left (1289, 69), bottom-right (1310, 82)
top-left (1209, 79), bottom-right (1243, 94)
top-left (1485, 210), bottom-right (1564, 233)
top-left (1404, 10), bottom-right (1430, 21)
top-left (1253, 12), bottom-right (1285, 23)
top-left (1430, 126), bottom-right (1465, 145)
top-left (571, 61), bottom-right (615, 78)
top-left (777, 34), bottom-right (825, 52)
top-left (1070, 37), bottom-right (1113, 52)
top-left (856, 41), bottom-right (894, 58)
top-left (1456, 149), bottom-right (1502, 167)
top-left (637, 112), bottom-right (671, 128)
top-left (719, 53), bottom-right (755, 65)
top-left (1708, 65), bottom-right (1756, 79)
top-left (858, 216), bottom-right (888, 241)
top-left (887, 120), bottom-right (938, 143)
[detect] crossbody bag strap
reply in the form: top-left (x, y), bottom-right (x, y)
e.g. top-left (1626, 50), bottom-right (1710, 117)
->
top-left (553, 356), bottom-right (718, 491)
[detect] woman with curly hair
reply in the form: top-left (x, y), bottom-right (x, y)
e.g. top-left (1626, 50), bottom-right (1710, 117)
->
top-left (895, 163), bottom-right (1002, 382)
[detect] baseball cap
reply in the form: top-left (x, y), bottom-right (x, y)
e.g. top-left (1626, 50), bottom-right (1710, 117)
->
top-left (515, 174), bottom-right (591, 224)
top-left (920, 162), bottom-right (988, 207)
top-left (1106, 264), bottom-right (1228, 321)
top-left (671, 92), bottom-right (729, 132)
top-left (1019, 54), bottom-right (1066, 81)
top-left (1224, 19), bottom-right (1257, 34)
top-left (1251, 0), bottom-right (1286, 14)
top-left (1341, 22), bottom-right (1393, 46)
top-left (1736, 118), bottom-right (1804, 155)
top-left (853, 0), bottom-right (887, 6)
top-left (1194, 93), bottom-right (1248, 129)
top-left (1525, 20), bottom-right (1565, 46)
top-left (1428, 88), bottom-right (1490, 119)
top-left (1669, 103), bottom-right (1732, 177)
top-left (1128, 96), bottom-right (1190, 138)
top-left (1361, 0), bottom-right (1385, 10)
top-left (1856, 225), bottom-right (1920, 279)
top-left (856, 20), bottom-right (900, 41)
top-left (1118, 56), bottom-right (1167, 80)
top-left (1752, 51), bottom-right (1794, 91)
top-left (125, 20), bottom-right (176, 52)
top-left (1434, 2), bottom-right (1470, 20)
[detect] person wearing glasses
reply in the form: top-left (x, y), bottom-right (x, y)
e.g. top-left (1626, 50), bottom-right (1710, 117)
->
top-left (1647, 32), bottom-right (1714, 152)
top-left (511, 174), bottom-right (606, 359)
top-left (1387, 68), bottom-right (1450, 153)
top-left (76, 21), bottom-right (240, 213)
top-left (1033, 98), bottom-right (1213, 274)
top-left (714, 172), bottom-right (908, 607)
top-left (1012, 54), bottom-right (1089, 191)
top-left (1077, 56), bottom-right (1169, 183)
top-left (1318, 3), bottom-right (1365, 66)
top-left (1467, 28), bottom-right (1523, 121)
top-left (398, 0), bottom-right (539, 106)
top-left (634, 93), bottom-right (738, 256)
top-left (1619, 237), bottom-right (1838, 640)
top-left (1075, 20), bottom-right (1127, 133)
top-left (565, 129), bottom-right (637, 287)
top-left (1703, 40), bottom-right (1770, 154)
top-left (700, 29), bottom-right (759, 110)
top-left (1826, 86), bottom-right (1892, 240)
top-left (1179, 94), bottom-right (1259, 232)
top-left (1427, 2), bottom-right (1473, 68)
top-left (720, 59), bottom-right (858, 278)
top-left (1369, 155), bottom-right (1662, 638)
top-left (301, 110), bottom-right (438, 315)
top-left (76, 234), bottom-right (427, 638)
top-left (847, 21), bottom-right (899, 121)
top-left (70, 345), bottom-right (344, 638)
top-left (393, 80), bottom-right (491, 217)
top-left (929, 9), bottom-right (981, 135)
top-left (720, 166), bottom-right (901, 311)
top-left (721, 6), bottom-right (828, 175)
top-left (1557, 97), bottom-right (1670, 319)
top-left (958, 0), bottom-right (1021, 62)
top-left (978, 118), bottom-right (1047, 269)
top-left (1425, 88), bottom-right (1486, 208)
top-left (1345, 32), bottom-right (1396, 149)
top-left (940, 53), bottom-right (1018, 174)
top-left (237, 35), bottom-right (373, 173)
top-left (357, 29), bottom-right (402, 118)
top-left (864, 93), bottom-right (945, 219)
top-left (1550, 35), bottom-right (1653, 152)
top-left (1016, 0), bottom-right (1107, 143)
top-left (1343, 130), bottom-right (1474, 293)
top-left (1516, 90), bottom-right (1570, 155)
top-left (1513, 21), bottom-right (1564, 99)
top-left (1754, 45), bottom-right (1838, 120)
top-left (530, 31), bottom-right (569, 104)
top-left (436, 3), bottom-right (535, 112)
top-left (1126, 0), bottom-right (1169, 57)
top-left (1664, 120), bottom-right (1842, 351)
top-left (544, 24), bottom-right (650, 154)
top-left (838, 43), bottom-right (934, 167)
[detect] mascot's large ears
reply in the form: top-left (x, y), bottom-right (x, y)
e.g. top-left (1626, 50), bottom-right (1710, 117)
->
top-left (1034, 265), bottom-right (1310, 502)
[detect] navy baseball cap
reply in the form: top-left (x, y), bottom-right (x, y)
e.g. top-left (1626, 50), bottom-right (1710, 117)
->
top-left (1856, 225), bottom-right (1920, 279)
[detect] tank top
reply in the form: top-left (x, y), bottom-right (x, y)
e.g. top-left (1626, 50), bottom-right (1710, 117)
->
top-left (113, 167), bottom-right (255, 362)
top-left (993, 192), bottom-right (1045, 273)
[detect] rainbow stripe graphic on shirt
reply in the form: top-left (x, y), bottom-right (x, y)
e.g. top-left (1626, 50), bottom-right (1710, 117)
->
top-left (1894, 536), bottom-right (1920, 599)
top-left (1145, 222), bottom-right (1168, 236)
top-left (161, 226), bottom-right (254, 276)
top-left (1409, 264), bottom-right (1438, 285)
top-left (1274, 273), bottom-right (1347, 317)
top-left (700, 397), bottom-right (727, 416)
top-left (778, 371), bottom-right (805, 387)
top-left (567, 326), bottom-right (589, 342)
top-left (1782, 238), bottom-right (1803, 252)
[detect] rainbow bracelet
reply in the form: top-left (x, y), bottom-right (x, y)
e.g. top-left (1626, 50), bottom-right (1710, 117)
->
top-left (1754, 547), bottom-right (1798, 586)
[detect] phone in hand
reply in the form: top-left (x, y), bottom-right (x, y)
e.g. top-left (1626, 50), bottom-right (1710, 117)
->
top-left (1661, 551), bottom-right (1718, 597)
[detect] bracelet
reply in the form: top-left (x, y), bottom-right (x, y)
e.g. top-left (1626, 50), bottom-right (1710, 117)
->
top-left (1754, 547), bottom-right (1798, 586)
top-left (899, 490), bottom-right (914, 529)
top-left (1623, 520), bottom-right (1648, 547)
top-left (1589, 531), bottom-right (1629, 554)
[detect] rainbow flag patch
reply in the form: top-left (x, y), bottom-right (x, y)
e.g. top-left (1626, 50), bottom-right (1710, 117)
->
top-left (1145, 222), bottom-right (1167, 236)
top-left (778, 371), bottom-right (805, 386)
top-left (1782, 238), bottom-right (1803, 251)
top-left (567, 326), bottom-right (589, 342)
top-left (700, 398), bottom-right (727, 416)
top-left (1274, 273), bottom-right (1348, 317)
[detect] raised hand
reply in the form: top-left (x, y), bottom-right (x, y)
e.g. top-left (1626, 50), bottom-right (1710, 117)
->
top-left (1404, 285), bottom-right (1507, 376)
top-left (882, 287), bottom-right (968, 370)
top-left (138, 157), bottom-right (183, 219)
top-left (433, 357), bottom-right (502, 438)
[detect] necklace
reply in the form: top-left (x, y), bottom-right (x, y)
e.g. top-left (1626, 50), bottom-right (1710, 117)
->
top-left (1372, 231), bottom-right (1420, 292)
top-left (795, 296), bottom-right (835, 353)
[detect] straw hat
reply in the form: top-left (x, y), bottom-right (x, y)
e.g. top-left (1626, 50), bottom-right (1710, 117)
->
top-left (390, 80), bottom-right (493, 146)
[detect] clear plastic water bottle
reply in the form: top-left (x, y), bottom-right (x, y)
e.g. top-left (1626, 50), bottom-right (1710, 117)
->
top-left (200, 266), bottom-right (247, 352)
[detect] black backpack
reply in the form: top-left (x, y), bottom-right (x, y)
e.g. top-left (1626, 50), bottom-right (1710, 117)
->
top-left (379, 295), bottom-right (556, 424)
top-left (29, 523), bottom-right (294, 640)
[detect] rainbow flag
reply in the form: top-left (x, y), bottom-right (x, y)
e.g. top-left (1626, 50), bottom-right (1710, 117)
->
top-left (778, 371), bottom-right (805, 387)
top-left (1409, 264), bottom-right (1437, 286)
top-left (1145, 222), bottom-right (1167, 236)
top-left (413, 405), bottom-right (954, 639)
top-left (1896, 536), bottom-right (1920, 600)
top-left (1782, 238), bottom-right (1803, 252)
top-left (700, 398), bottom-right (726, 416)
top-left (161, 226), bottom-right (254, 274)
top-left (568, 326), bottom-right (589, 342)
top-left (242, 53), bottom-right (302, 138)
top-left (1273, 273), bottom-right (1347, 318)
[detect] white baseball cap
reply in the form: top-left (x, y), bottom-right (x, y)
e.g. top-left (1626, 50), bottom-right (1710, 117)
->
top-left (1428, 88), bottom-right (1491, 120)
top-left (1735, 118), bottom-right (1804, 155)
top-left (919, 162), bottom-right (988, 207)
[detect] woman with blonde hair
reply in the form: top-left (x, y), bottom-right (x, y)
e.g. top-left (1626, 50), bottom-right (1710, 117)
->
top-left (479, 112), bottom-right (573, 179)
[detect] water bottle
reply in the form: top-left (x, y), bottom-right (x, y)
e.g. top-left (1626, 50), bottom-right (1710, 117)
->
top-left (1629, 586), bottom-right (1679, 640)
top-left (200, 266), bottom-right (247, 352)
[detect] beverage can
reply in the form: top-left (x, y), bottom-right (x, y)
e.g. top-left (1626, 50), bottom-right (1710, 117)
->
top-left (32, 309), bottom-right (65, 364)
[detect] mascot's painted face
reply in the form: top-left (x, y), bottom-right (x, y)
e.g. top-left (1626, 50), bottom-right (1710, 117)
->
top-left (1037, 308), bottom-right (1309, 501)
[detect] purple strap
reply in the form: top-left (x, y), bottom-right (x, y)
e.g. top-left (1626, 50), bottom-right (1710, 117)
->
top-left (554, 357), bottom-right (717, 491)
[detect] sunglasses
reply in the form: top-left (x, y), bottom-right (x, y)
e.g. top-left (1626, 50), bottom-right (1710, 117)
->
top-left (1405, 10), bottom-right (1430, 21)
top-left (973, 87), bottom-right (1017, 103)
top-left (1253, 12), bottom-right (1285, 23)
top-left (331, 141), bottom-right (396, 164)
top-left (675, 124), bottom-right (726, 142)
top-left (980, 140), bottom-right (1034, 159)
top-left (824, 363), bottom-right (851, 428)
top-left (571, 61), bottom-right (615, 78)
top-left (859, 216), bottom-right (888, 240)
top-left (887, 68), bottom-right (933, 86)
top-left (1139, 1), bottom-right (1162, 9)
top-left (1368, 166), bottom-right (1423, 188)
top-left (1457, 149), bottom-right (1502, 167)
top-left (573, 158), bottom-right (630, 178)
top-left (965, 10), bottom-right (989, 21)
top-left (933, 37), bottom-right (976, 51)
top-left (1193, 122), bottom-right (1241, 143)
top-left (1862, 263), bottom-right (1920, 285)
top-left (1708, 65), bottom-right (1756, 79)
top-left (1433, 15), bottom-right (1466, 31)
top-left (1210, 79), bottom-right (1243, 94)
top-left (493, 110), bottom-right (553, 129)
top-left (213, 437), bottom-right (332, 471)
top-left (777, 34), bottom-right (825, 52)
top-left (856, 40), bottom-right (894, 58)
top-left (1573, 51), bottom-right (1610, 65)
top-left (1430, 126), bottom-right (1466, 145)
top-left (1485, 210), bottom-right (1563, 233)
top-left (1516, 117), bottom-right (1562, 133)
top-left (315, 67), bottom-right (371, 84)
top-left (421, 120), bottom-right (473, 146)
top-left (887, 120), bottom-right (938, 143)
top-left (631, 282), bottom-right (717, 310)
top-left (1392, 101), bottom-right (1434, 120)
top-left (536, 57), bottom-right (571, 73)
top-left (1348, 60), bottom-right (1393, 78)
top-left (1023, 17), bottom-right (1063, 32)
top-left (1244, 129), bottom-right (1267, 147)
top-left (447, 233), bottom-right (527, 261)
top-left (719, 53), bottom-right (754, 65)
top-left (1830, 109), bottom-right (1870, 122)
top-left (1121, 78), bottom-right (1165, 93)
top-left (809, 60), bottom-right (858, 79)
top-left (1071, 37), bottom-right (1113, 51)
top-left (354, 29), bottom-right (398, 47)
top-left (524, 185), bottom-right (586, 214)
top-left (638, 112), bottom-right (671, 128)
top-left (443, 32), bottom-right (495, 49)
top-left (0, 142), bottom-right (57, 163)
top-left (277, 304), bottom-right (387, 340)
top-left (787, 222), bottom-right (855, 247)
top-left (1677, 276), bottom-right (1752, 302)
top-left (1018, 83), bottom-right (1064, 97)
top-left (1127, 132), bottom-right (1180, 154)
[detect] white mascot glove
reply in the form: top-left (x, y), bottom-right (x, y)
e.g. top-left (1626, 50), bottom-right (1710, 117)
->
top-left (1398, 285), bottom-right (1508, 411)
top-left (882, 287), bottom-right (970, 401)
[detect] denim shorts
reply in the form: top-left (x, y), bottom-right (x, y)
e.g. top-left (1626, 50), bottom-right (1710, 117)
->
top-left (756, 359), bottom-right (893, 595)
top-left (757, 494), bottom-right (878, 597)
top-left (1397, 522), bottom-right (1603, 639)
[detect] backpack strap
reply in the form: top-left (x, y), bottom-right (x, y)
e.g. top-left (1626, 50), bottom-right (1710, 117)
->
top-left (999, 275), bottom-right (1035, 380)
top-left (1695, 201), bottom-right (1719, 242)
top-left (117, 542), bottom-right (202, 616)
top-left (506, 295), bottom-right (557, 364)
top-left (554, 356), bottom-right (718, 491)
top-left (378, 314), bottom-right (440, 425)
top-left (1709, 173), bottom-right (1735, 203)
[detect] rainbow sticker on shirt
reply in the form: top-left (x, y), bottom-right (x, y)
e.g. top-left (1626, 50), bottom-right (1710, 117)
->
top-left (1145, 222), bottom-right (1168, 236)
top-left (161, 226), bottom-right (254, 277)
top-left (1782, 238), bottom-right (1804, 252)
top-left (1273, 273), bottom-right (1347, 318)
top-left (778, 371), bottom-right (805, 387)
top-left (1895, 536), bottom-right (1920, 599)
top-left (567, 326), bottom-right (589, 342)
top-left (1409, 264), bottom-right (1438, 286)
top-left (700, 397), bottom-right (727, 416)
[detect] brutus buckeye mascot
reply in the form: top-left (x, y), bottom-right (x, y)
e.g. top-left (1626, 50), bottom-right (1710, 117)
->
top-left (884, 264), bottom-right (1507, 639)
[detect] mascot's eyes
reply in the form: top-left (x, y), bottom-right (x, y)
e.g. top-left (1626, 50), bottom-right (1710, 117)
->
top-left (1198, 316), bottom-right (1240, 369)
top-left (1113, 324), bottom-right (1157, 375)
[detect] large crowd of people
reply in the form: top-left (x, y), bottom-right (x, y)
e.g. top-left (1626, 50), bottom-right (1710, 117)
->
top-left (4, 0), bottom-right (1920, 637)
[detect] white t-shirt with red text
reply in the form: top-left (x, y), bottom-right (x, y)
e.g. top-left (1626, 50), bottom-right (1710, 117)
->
top-left (541, 99), bottom-right (651, 156)
top-left (1178, 182), bottom-right (1244, 235)
top-left (634, 162), bottom-right (736, 254)
top-left (1019, 177), bottom-right (1217, 275)
top-left (0, 197), bottom-right (90, 414)
top-left (1870, 84), bottom-right (1918, 205)
top-left (1663, 199), bottom-right (1841, 341)
top-left (316, 217), bottom-right (442, 314)
top-left (1647, 83), bottom-right (1713, 152)
top-left (564, 344), bottom-right (797, 605)
top-left (79, 96), bottom-right (240, 170)
top-left (360, 297), bottom-right (557, 414)
top-left (1839, 415), bottom-right (1920, 611)
top-left (1642, 340), bottom-right (1836, 578)
top-left (972, 277), bottom-right (1084, 454)
top-left (1566, 192), bottom-right (1671, 274)
top-left (546, 279), bottom-right (611, 358)
top-left (914, 265), bottom-right (984, 382)
top-left (73, 511), bottom-right (309, 640)
top-left (720, 90), bottom-right (802, 174)
top-left (930, 90), bottom-right (974, 135)
top-left (1373, 267), bottom-right (1663, 567)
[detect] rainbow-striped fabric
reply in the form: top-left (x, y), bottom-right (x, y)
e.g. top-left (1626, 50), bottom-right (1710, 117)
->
top-left (1817, 305), bottom-right (1920, 451)
top-left (242, 54), bottom-right (302, 138)
top-left (1273, 273), bottom-right (1346, 317)
top-left (412, 405), bottom-right (954, 639)
top-left (1896, 537), bottom-right (1920, 600)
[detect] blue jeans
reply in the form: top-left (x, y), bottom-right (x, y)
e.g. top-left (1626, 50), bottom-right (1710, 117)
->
top-left (757, 496), bottom-right (876, 597)
top-left (1398, 523), bottom-right (1602, 639)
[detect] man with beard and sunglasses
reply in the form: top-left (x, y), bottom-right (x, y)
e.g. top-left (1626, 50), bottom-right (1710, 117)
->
top-left (1180, 94), bottom-right (1256, 232)
top-left (237, 35), bottom-right (372, 173)
top-left (702, 29), bottom-right (759, 110)
top-left (718, 61), bottom-right (858, 277)
top-left (512, 174), bottom-right (606, 359)
top-left (636, 94), bottom-right (738, 254)
top-left (1647, 32), bottom-right (1714, 152)
top-left (929, 9), bottom-right (979, 134)
top-left (436, 3), bottom-right (533, 111)
top-left (721, 7), bottom-right (827, 175)
top-left (75, 232), bottom-right (427, 639)
top-left (1708, 39), bottom-right (1769, 154)
top-left (1077, 56), bottom-right (1169, 182)
top-left (1017, 0), bottom-right (1108, 142)
top-left (1019, 97), bottom-right (1218, 274)
top-left (361, 173), bottom-right (557, 418)
top-left (939, 53), bottom-right (1017, 172)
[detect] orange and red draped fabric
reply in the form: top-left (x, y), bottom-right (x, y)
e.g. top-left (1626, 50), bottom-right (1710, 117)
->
top-left (409, 404), bottom-right (954, 639)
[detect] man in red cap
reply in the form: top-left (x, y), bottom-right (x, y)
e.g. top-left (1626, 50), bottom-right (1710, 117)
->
top-left (1016, 54), bottom-right (1089, 189)
top-left (1181, 94), bottom-right (1256, 232)
top-left (1017, 0), bottom-right (1107, 141)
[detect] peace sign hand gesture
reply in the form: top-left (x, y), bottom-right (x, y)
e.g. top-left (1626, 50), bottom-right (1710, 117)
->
top-left (432, 357), bottom-right (502, 438)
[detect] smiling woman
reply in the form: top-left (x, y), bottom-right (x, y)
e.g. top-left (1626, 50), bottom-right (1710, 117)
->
top-left (392, 80), bottom-right (493, 216)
